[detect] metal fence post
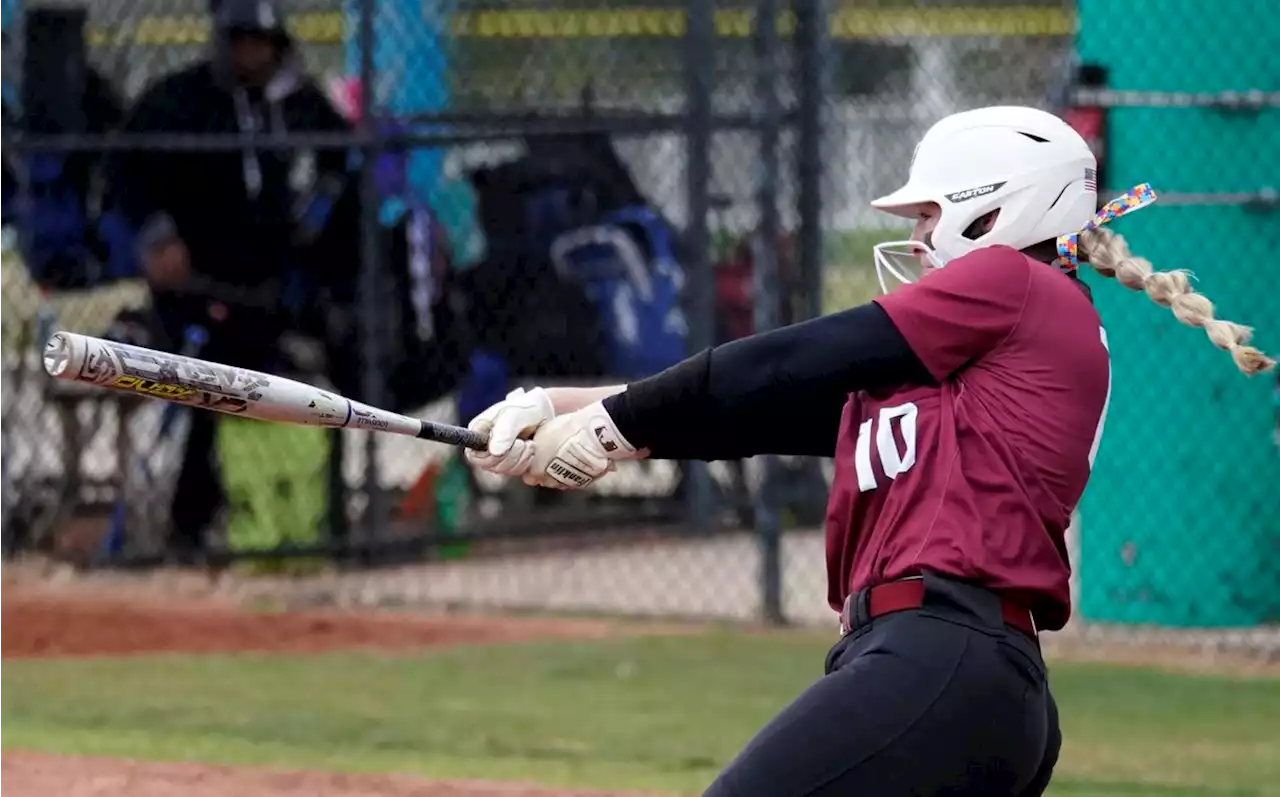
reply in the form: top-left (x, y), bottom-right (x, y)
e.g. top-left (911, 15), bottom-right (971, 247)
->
top-left (356, 0), bottom-right (389, 557)
top-left (326, 428), bottom-right (349, 556)
top-left (683, 0), bottom-right (716, 532)
top-left (754, 0), bottom-right (785, 625)
top-left (794, 0), bottom-right (828, 321)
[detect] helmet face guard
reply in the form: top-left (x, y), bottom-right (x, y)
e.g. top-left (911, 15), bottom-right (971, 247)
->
top-left (872, 239), bottom-right (941, 293)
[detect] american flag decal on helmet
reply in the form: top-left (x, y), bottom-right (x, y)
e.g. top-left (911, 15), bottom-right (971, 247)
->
top-left (1084, 168), bottom-right (1098, 192)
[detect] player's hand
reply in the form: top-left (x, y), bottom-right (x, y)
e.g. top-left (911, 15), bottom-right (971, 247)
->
top-left (523, 401), bottom-right (642, 490)
top-left (464, 387), bottom-right (555, 477)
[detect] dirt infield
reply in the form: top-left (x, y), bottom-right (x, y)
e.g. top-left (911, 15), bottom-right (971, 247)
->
top-left (1, 586), bottom-right (622, 660)
top-left (2, 754), bottom-right (667, 797)
top-left (1, 575), bottom-right (678, 796)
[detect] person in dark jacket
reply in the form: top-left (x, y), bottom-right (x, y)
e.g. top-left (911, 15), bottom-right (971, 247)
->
top-left (106, 0), bottom-right (352, 561)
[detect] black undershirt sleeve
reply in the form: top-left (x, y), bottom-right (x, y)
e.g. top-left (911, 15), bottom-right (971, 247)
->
top-left (602, 301), bottom-right (932, 461)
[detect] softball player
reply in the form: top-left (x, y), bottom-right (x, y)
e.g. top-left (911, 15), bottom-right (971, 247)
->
top-left (465, 106), bottom-right (1275, 795)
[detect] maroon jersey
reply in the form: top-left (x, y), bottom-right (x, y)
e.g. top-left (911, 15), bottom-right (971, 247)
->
top-left (825, 245), bottom-right (1111, 630)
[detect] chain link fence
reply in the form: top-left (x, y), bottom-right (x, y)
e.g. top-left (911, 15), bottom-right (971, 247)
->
top-left (3, 0), bottom-right (1276, 658)
top-left (1063, 0), bottom-right (1279, 659)
top-left (0, 0), bottom-right (785, 570)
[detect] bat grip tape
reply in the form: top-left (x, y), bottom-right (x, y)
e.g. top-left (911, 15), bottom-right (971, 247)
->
top-left (418, 420), bottom-right (489, 451)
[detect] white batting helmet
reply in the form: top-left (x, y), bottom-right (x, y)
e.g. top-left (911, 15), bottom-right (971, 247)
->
top-left (871, 105), bottom-right (1099, 292)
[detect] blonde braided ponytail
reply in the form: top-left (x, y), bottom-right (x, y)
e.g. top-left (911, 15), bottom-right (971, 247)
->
top-left (1078, 227), bottom-right (1276, 376)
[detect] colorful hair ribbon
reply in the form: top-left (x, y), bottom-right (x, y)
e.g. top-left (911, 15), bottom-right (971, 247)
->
top-left (1055, 183), bottom-right (1159, 271)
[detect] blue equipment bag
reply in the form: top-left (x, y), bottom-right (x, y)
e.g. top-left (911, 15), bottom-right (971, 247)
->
top-left (548, 206), bottom-right (688, 381)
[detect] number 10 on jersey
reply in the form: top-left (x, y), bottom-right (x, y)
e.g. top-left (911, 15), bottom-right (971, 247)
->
top-left (854, 402), bottom-right (919, 492)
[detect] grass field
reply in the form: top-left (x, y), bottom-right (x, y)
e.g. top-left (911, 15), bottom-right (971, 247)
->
top-left (5, 630), bottom-right (1279, 796)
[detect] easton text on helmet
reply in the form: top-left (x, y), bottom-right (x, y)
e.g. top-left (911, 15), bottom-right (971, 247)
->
top-left (945, 182), bottom-right (1007, 203)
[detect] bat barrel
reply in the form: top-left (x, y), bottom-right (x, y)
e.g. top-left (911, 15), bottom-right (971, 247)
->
top-left (43, 330), bottom-right (491, 453)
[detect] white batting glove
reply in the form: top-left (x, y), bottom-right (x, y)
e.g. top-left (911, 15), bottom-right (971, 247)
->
top-left (465, 387), bottom-right (556, 477)
top-left (523, 400), bottom-right (642, 490)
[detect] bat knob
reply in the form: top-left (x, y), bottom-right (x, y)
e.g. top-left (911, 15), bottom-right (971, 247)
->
top-left (43, 332), bottom-right (75, 377)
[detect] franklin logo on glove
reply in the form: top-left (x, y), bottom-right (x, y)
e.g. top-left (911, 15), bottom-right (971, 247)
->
top-left (548, 458), bottom-right (593, 487)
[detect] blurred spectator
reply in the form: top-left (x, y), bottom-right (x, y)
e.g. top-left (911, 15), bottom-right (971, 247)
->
top-left (7, 6), bottom-right (130, 288)
top-left (105, 0), bottom-right (351, 562)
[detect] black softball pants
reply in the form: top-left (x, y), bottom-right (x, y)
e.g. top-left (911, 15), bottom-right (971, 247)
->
top-left (704, 573), bottom-right (1061, 797)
